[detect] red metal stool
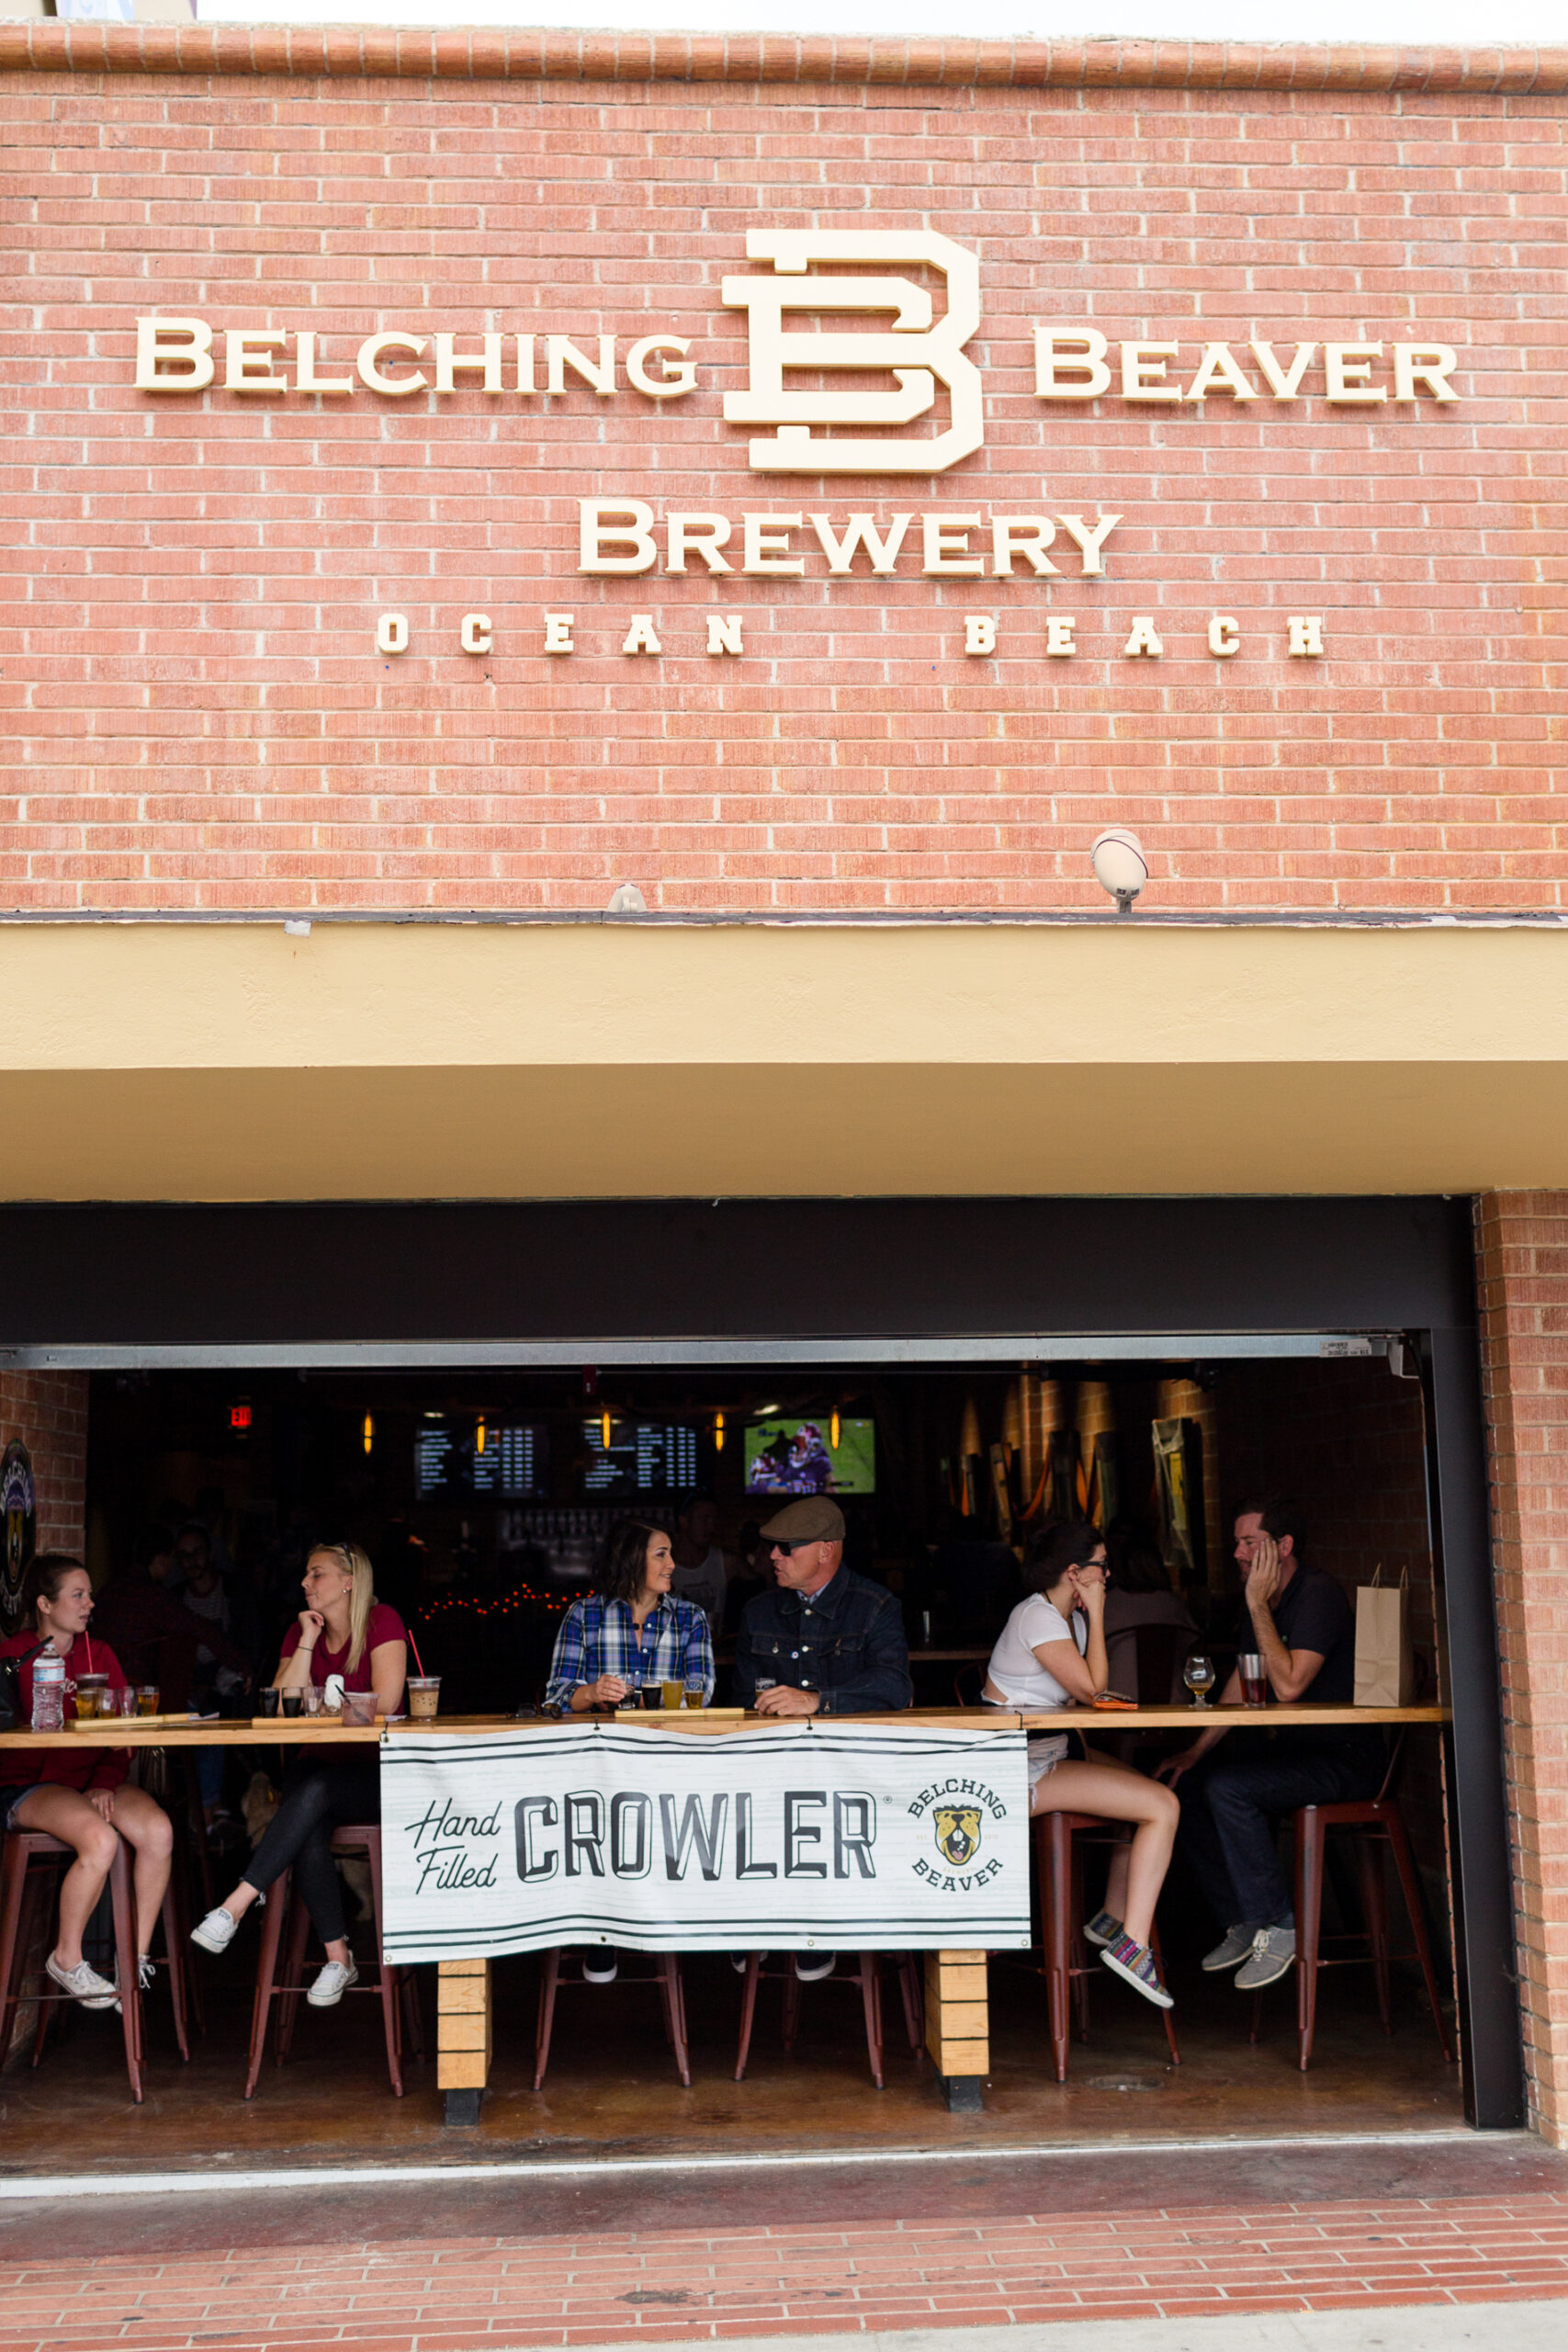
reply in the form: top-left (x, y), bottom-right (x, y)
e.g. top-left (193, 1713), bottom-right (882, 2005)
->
top-left (1249, 1737), bottom-right (1452, 2071)
top-left (0, 1829), bottom-right (167, 2100)
top-left (1032, 1810), bottom-right (1180, 2082)
top-left (534, 1950), bottom-right (692, 2088)
top-left (243, 1823), bottom-right (422, 2098)
top-left (734, 1952), bottom-right (924, 2089)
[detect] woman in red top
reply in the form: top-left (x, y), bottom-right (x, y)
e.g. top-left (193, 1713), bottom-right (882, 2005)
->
top-left (0, 1555), bottom-right (175, 2013)
top-left (190, 1542), bottom-right (406, 2007)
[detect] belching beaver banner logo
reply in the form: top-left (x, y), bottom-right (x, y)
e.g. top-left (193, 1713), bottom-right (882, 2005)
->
top-left (908, 1770), bottom-right (1010, 1893)
top-left (933, 1804), bottom-right (983, 1868)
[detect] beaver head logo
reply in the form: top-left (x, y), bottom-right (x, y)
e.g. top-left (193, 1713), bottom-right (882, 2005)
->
top-left (932, 1804), bottom-right (982, 1868)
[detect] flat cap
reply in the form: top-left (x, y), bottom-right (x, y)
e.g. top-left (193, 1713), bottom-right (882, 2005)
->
top-left (760, 1496), bottom-right (845, 1544)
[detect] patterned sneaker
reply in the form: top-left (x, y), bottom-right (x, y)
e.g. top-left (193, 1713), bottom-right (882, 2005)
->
top-left (1100, 1932), bottom-right (1175, 2009)
top-left (581, 1955), bottom-right (619, 1984)
top-left (1083, 1908), bottom-right (1122, 1951)
top-left (190, 1905), bottom-right (239, 1955)
top-left (1235, 1925), bottom-right (1297, 1991)
top-left (306, 1957), bottom-right (359, 2007)
top-left (1201, 1922), bottom-right (1261, 1973)
top-left (45, 1953), bottom-right (119, 2012)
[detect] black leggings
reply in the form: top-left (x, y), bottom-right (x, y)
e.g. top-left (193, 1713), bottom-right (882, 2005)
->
top-left (243, 1756), bottom-right (381, 1946)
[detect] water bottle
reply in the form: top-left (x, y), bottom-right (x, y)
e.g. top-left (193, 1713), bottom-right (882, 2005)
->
top-left (31, 1643), bottom-right (65, 1732)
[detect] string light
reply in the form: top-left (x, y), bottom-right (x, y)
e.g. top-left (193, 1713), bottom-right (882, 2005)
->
top-left (602, 1406), bottom-right (613, 1450)
top-left (829, 1409), bottom-right (841, 1450)
top-left (362, 1412), bottom-right (375, 1455)
top-left (476, 1415), bottom-right (487, 1455)
top-left (714, 1412), bottom-right (725, 1453)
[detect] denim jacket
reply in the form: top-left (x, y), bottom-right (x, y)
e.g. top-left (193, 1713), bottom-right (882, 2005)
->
top-left (734, 1566), bottom-right (913, 1716)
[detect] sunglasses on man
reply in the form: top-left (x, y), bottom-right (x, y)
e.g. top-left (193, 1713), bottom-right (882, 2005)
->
top-left (769, 1539), bottom-right (814, 1557)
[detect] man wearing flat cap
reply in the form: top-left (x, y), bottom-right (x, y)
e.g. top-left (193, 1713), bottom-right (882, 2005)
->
top-left (734, 1498), bottom-right (913, 1718)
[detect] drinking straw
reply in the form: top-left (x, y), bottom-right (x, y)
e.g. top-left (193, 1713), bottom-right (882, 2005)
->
top-left (85, 1631), bottom-right (94, 1673)
top-left (409, 1631), bottom-right (426, 1677)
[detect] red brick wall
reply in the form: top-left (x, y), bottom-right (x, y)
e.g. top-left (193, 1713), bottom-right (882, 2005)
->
top-left (0, 1370), bottom-right (89, 1568)
top-left (1475, 1193), bottom-right (1568, 2144)
top-left (2, 52), bottom-right (1562, 912)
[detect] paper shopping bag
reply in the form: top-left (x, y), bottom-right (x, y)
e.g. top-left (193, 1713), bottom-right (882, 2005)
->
top-left (1354, 1566), bottom-right (1416, 1707)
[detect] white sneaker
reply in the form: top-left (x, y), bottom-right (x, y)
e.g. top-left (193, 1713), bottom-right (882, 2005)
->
top-left (46, 1953), bottom-right (118, 2011)
top-left (190, 1905), bottom-right (239, 1954)
top-left (729, 1952), bottom-right (771, 1973)
top-left (581, 1955), bottom-right (619, 1984)
top-left (307, 1957), bottom-right (359, 2007)
top-left (794, 1953), bottom-right (835, 1983)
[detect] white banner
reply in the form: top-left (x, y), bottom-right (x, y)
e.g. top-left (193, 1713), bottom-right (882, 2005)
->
top-left (379, 1721), bottom-right (1032, 1962)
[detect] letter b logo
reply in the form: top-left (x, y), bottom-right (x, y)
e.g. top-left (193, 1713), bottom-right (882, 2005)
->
top-left (722, 232), bottom-right (983, 475)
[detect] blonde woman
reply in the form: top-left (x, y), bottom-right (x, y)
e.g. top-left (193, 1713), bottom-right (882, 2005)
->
top-left (190, 1543), bottom-right (407, 2007)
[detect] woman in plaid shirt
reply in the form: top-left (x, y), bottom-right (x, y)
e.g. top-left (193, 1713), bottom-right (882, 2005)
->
top-left (546, 1521), bottom-right (716, 1713)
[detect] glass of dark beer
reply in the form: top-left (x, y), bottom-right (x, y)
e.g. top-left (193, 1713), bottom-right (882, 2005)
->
top-left (1239, 1652), bottom-right (1268, 1706)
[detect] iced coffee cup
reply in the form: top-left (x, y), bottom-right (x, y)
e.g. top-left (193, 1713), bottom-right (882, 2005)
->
top-left (407, 1676), bottom-right (440, 1720)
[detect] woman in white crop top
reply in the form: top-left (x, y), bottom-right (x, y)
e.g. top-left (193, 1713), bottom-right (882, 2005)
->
top-left (983, 1521), bottom-right (1180, 2011)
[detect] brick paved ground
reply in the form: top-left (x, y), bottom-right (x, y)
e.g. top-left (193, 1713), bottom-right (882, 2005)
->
top-left (5, 2187), bottom-right (1568, 2352)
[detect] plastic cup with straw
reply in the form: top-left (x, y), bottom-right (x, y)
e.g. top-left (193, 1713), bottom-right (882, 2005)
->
top-left (407, 1628), bottom-right (440, 1721)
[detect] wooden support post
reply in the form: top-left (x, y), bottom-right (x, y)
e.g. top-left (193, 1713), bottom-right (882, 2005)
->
top-left (925, 1948), bottom-right (987, 2111)
top-left (437, 1956), bottom-right (490, 2124)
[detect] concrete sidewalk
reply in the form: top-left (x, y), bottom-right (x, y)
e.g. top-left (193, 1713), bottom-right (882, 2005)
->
top-left (563, 2313), bottom-right (1568, 2352)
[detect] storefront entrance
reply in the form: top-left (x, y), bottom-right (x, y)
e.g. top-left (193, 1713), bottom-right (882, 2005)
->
top-left (0, 1195), bottom-right (1520, 2169)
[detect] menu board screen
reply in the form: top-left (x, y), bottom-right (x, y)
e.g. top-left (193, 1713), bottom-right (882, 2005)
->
top-left (580, 1419), bottom-right (699, 1496)
top-left (414, 1420), bottom-right (547, 1499)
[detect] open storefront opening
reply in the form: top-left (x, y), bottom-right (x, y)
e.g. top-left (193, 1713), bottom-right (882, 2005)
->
top-left (0, 1195), bottom-right (1519, 2169)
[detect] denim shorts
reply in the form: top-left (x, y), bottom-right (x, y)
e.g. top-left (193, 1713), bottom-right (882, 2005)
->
top-left (0, 1784), bottom-right (46, 1836)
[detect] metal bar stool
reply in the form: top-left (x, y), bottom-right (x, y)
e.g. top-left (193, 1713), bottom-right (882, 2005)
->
top-left (534, 1950), bottom-right (692, 2088)
top-left (1032, 1810), bottom-right (1180, 2081)
top-left (243, 1823), bottom-right (422, 2098)
top-left (734, 1953), bottom-right (924, 2089)
top-left (0, 1830), bottom-right (150, 2099)
top-left (1249, 1733), bottom-right (1452, 2071)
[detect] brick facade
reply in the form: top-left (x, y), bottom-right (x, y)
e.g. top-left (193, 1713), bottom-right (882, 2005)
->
top-left (2, 39), bottom-right (1563, 911)
top-left (1475, 1193), bottom-right (1568, 2144)
top-left (0, 1369), bottom-right (88, 1569)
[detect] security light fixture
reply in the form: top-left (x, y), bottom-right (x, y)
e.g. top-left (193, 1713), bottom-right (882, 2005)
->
top-left (606, 883), bottom-right (647, 914)
top-left (1090, 827), bottom-right (1148, 915)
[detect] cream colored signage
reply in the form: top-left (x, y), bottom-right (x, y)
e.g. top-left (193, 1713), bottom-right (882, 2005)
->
top-left (132, 227), bottom-right (1462, 488)
top-left (719, 229), bottom-right (983, 473)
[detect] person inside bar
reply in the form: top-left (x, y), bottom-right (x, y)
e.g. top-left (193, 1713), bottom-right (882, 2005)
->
top-left (89, 1523), bottom-right (253, 1713)
top-left (733, 1498), bottom-right (912, 1718)
top-left (188, 1541), bottom-right (406, 2007)
top-left (0, 1554), bottom-right (175, 2012)
top-left (668, 1490), bottom-right (735, 1634)
top-left (984, 1520), bottom-right (1179, 2010)
top-left (1156, 1498), bottom-right (1385, 1992)
top-left (543, 1517), bottom-right (716, 1984)
top-left (545, 1520), bottom-right (716, 1713)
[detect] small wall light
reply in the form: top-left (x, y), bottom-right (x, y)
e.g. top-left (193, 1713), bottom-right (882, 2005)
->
top-left (1090, 827), bottom-right (1148, 915)
top-left (606, 883), bottom-right (647, 914)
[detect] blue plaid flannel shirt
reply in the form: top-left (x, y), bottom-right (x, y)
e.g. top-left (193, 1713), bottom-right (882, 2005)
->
top-left (545, 1591), bottom-right (715, 1713)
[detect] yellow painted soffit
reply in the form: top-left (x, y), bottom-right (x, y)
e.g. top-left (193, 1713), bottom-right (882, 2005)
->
top-left (4, 920), bottom-right (1568, 1073)
top-left (3, 921), bottom-right (1567, 1198)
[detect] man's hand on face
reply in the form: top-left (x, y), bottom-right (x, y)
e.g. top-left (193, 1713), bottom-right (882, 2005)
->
top-left (1245, 1529), bottom-right (1283, 1610)
top-left (753, 1683), bottom-right (821, 1716)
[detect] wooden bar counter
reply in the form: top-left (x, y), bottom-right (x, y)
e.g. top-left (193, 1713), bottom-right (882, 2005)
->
top-left (0, 1702), bottom-right (1449, 2121)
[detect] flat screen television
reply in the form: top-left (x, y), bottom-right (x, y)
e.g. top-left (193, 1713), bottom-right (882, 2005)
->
top-left (744, 1416), bottom-right (874, 1497)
